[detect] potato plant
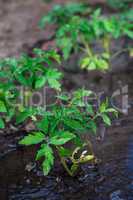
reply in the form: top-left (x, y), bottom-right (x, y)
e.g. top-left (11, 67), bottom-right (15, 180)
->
top-left (40, 3), bottom-right (133, 71)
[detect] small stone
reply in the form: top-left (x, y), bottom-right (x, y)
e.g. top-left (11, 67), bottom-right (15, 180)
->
top-left (110, 190), bottom-right (124, 200)
top-left (26, 179), bottom-right (31, 184)
top-left (25, 162), bottom-right (36, 172)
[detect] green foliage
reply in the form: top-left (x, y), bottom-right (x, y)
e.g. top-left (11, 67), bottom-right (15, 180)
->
top-left (39, 3), bottom-right (91, 28)
top-left (0, 49), bottom-right (62, 127)
top-left (40, 3), bottom-right (133, 71)
top-left (0, 46), bottom-right (118, 175)
top-left (56, 9), bottom-right (133, 61)
top-left (19, 89), bottom-right (117, 175)
top-left (0, 3), bottom-right (120, 177)
top-left (107, 0), bottom-right (132, 10)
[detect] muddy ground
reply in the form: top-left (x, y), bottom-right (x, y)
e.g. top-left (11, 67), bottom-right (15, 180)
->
top-left (0, 0), bottom-right (71, 58)
top-left (0, 0), bottom-right (107, 58)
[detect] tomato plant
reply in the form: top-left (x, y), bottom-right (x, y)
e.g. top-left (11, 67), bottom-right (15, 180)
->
top-left (19, 89), bottom-right (118, 176)
top-left (0, 47), bottom-right (118, 176)
top-left (40, 3), bottom-right (133, 71)
top-left (0, 49), bottom-right (61, 128)
top-left (0, 3), bottom-right (121, 177)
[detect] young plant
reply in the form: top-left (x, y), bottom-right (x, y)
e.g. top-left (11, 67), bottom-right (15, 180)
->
top-left (39, 3), bottom-right (91, 29)
top-left (40, 3), bottom-right (133, 71)
top-left (107, 0), bottom-right (132, 10)
top-left (0, 49), bottom-right (62, 128)
top-left (0, 47), bottom-right (118, 176)
top-left (19, 89), bottom-right (118, 176)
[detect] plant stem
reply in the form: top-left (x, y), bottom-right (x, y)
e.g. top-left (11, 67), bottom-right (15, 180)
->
top-left (56, 147), bottom-right (75, 176)
top-left (60, 157), bottom-right (74, 176)
top-left (80, 36), bottom-right (92, 57)
top-left (111, 47), bottom-right (131, 59)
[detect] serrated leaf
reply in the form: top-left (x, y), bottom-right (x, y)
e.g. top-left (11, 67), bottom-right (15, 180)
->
top-left (19, 132), bottom-right (45, 145)
top-left (36, 144), bottom-right (53, 161)
top-left (39, 144), bottom-right (54, 175)
top-left (48, 79), bottom-right (61, 91)
top-left (46, 68), bottom-right (62, 90)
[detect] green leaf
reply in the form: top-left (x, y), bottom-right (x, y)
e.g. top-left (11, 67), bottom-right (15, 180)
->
top-left (16, 74), bottom-right (32, 87)
top-left (73, 89), bottom-right (93, 98)
top-left (57, 94), bottom-right (70, 101)
top-left (57, 37), bottom-right (73, 60)
top-left (35, 76), bottom-right (46, 89)
top-left (0, 100), bottom-right (7, 113)
top-left (46, 68), bottom-right (62, 80)
top-left (36, 116), bottom-right (49, 133)
top-left (86, 104), bottom-right (94, 115)
top-left (64, 119), bottom-right (84, 130)
top-left (19, 132), bottom-right (45, 146)
top-left (102, 114), bottom-right (111, 126)
top-left (16, 111), bottom-right (31, 124)
top-left (80, 57), bottom-right (90, 69)
top-left (39, 15), bottom-right (53, 29)
top-left (96, 58), bottom-right (109, 70)
top-left (58, 146), bottom-right (72, 157)
top-left (50, 131), bottom-right (75, 145)
top-left (46, 68), bottom-right (62, 90)
top-left (48, 79), bottom-right (61, 91)
top-left (124, 29), bottom-right (133, 39)
top-left (88, 61), bottom-right (97, 70)
top-left (0, 118), bottom-right (5, 129)
top-left (99, 101), bottom-right (108, 113)
top-left (102, 53), bottom-right (110, 59)
top-left (38, 144), bottom-right (54, 175)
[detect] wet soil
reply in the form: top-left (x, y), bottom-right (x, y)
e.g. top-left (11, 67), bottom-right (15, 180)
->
top-left (1, 70), bottom-right (133, 200)
top-left (0, 1), bottom-right (133, 200)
